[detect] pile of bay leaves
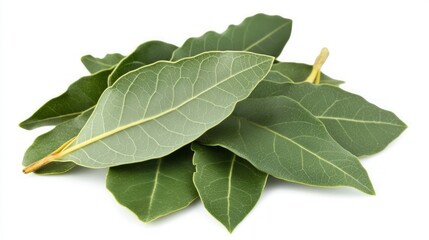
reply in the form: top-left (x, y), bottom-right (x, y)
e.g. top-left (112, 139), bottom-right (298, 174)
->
top-left (21, 14), bottom-right (406, 232)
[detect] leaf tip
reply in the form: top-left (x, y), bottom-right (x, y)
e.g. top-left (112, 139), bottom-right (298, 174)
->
top-left (363, 183), bottom-right (376, 196)
top-left (18, 120), bottom-right (32, 130)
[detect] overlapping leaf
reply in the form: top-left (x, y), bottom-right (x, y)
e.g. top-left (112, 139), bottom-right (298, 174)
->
top-left (264, 62), bottom-right (343, 86)
top-left (107, 146), bottom-right (197, 222)
top-left (108, 41), bottom-right (177, 86)
top-left (47, 51), bottom-right (273, 168)
top-left (171, 14), bottom-right (292, 60)
top-left (192, 144), bottom-right (267, 232)
top-left (251, 83), bottom-right (407, 156)
top-left (200, 96), bottom-right (375, 194)
top-left (81, 53), bottom-right (124, 74)
top-left (20, 13), bottom-right (407, 232)
top-left (20, 69), bottom-right (111, 130)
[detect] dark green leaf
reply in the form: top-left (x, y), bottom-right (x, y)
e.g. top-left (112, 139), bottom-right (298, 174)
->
top-left (171, 14), bottom-right (292, 60)
top-left (192, 143), bottom-right (267, 232)
top-left (200, 96), bottom-right (375, 195)
top-left (264, 62), bottom-right (344, 86)
top-left (81, 53), bottom-right (124, 74)
top-left (108, 41), bottom-right (177, 86)
top-left (255, 83), bottom-right (406, 156)
top-left (106, 146), bottom-right (197, 222)
top-left (19, 69), bottom-right (110, 130)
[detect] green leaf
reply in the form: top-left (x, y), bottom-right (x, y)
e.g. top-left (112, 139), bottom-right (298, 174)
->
top-left (254, 83), bottom-right (406, 156)
top-left (192, 143), bottom-right (267, 232)
top-left (108, 41), bottom-right (177, 86)
top-left (106, 146), bottom-right (197, 222)
top-left (264, 62), bottom-right (344, 86)
top-left (81, 53), bottom-right (124, 74)
top-left (19, 69), bottom-right (111, 130)
top-left (200, 96), bottom-right (375, 195)
top-left (23, 110), bottom-right (93, 174)
top-left (171, 14), bottom-right (292, 61)
top-left (49, 51), bottom-right (273, 169)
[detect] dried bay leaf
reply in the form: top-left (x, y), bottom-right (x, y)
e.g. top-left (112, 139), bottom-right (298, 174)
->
top-left (171, 14), bottom-right (292, 61)
top-left (25, 51), bottom-right (274, 172)
top-left (108, 41), bottom-right (177, 86)
top-left (19, 69), bottom-right (111, 130)
top-left (192, 143), bottom-right (267, 232)
top-left (251, 83), bottom-right (407, 156)
top-left (106, 146), bottom-right (197, 222)
top-left (81, 53), bottom-right (125, 74)
top-left (200, 96), bottom-right (375, 194)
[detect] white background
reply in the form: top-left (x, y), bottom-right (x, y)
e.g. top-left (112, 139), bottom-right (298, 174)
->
top-left (1, 0), bottom-right (428, 239)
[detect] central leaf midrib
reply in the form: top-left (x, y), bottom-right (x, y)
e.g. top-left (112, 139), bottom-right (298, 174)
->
top-left (24, 111), bottom-right (83, 125)
top-left (226, 154), bottom-right (236, 229)
top-left (85, 57), bottom-right (113, 67)
top-left (147, 158), bottom-right (162, 220)
top-left (317, 115), bottom-right (404, 127)
top-left (244, 22), bottom-right (290, 51)
top-left (236, 116), bottom-right (371, 192)
top-left (266, 70), bottom-right (294, 82)
top-left (58, 57), bottom-right (272, 159)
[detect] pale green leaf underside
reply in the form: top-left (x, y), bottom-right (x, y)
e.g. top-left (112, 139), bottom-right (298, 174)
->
top-left (81, 53), bottom-right (125, 74)
top-left (107, 147), bottom-right (197, 222)
top-left (108, 41), bottom-right (177, 86)
top-left (251, 83), bottom-right (406, 156)
top-left (192, 143), bottom-right (267, 232)
top-left (171, 14), bottom-right (292, 61)
top-left (58, 51), bottom-right (274, 168)
top-left (200, 96), bottom-right (374, 195)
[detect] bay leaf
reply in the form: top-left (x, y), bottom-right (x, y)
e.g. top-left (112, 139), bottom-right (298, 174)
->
top-left (192, 143), bottom-right (267, 232)
top-left (23, 41), bottom-right (180, 173)
top-left (81, 53), bottom-right (125, 74)
top-left (253, 83), bottom-right (406, 156)
top-left (106, 146), bottom-right (197, 222)
top-left (199, 96), bottom-right (375, 195)
top-left (25, 51), bottom-right (274, 171)
top-left (23, 110), bottom-right (93, 174)
top-left (108, 41), bottom-right (177, 86)
top-left (171, 14), bottom-right (292, 61)
top-left (19, 69), bottom-right (111, 130)
top-left (265, 62), bottom-right (344, 86)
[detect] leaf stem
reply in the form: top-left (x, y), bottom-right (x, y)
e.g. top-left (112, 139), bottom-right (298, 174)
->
top-left (23, 136), bottom-right (76, 174)
top-left (23, 154), bottom-right (56, 174)
top-left (305, 47), bottom-right (329, 84)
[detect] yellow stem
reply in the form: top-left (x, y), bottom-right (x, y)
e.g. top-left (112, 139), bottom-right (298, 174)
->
top-left (305, 47), bottom-right (329, 84)
top-left (23, 136), bottom-right (76, 174)
top-left (23, 154), bottom-right (56, 174)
